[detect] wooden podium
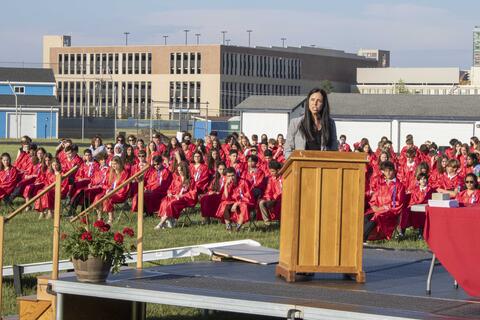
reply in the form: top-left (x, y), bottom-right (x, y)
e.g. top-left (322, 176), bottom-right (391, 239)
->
top-left (275, 150), bottom-right (368, 283)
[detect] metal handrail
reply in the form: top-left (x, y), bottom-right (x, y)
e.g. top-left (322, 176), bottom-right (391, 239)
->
top-left (5, 166), bottom-right (78, 222)
top-left (0, 165), bottom-right (78, 317)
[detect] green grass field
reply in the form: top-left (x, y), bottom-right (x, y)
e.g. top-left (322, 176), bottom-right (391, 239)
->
top-left (0, 142), bottom-right (428, 318)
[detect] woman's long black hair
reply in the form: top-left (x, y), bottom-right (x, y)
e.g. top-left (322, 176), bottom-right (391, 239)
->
top-left (299, 88), bottom-right (332, 147)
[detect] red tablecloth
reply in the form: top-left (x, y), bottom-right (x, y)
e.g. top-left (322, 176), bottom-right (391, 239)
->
top-left (424, 206), bottom-right (480, 297)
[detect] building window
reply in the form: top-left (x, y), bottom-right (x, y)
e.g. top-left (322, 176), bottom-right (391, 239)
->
top-left (127, 53), bottom-right (133, 74)
top-left (58, 54), bottom-right (63, 74)
top-left (197, 53), bottom-right (201, 74)
top-left (147, 53), bottom-right (152, 74)
top-left (134, 53), bottom-right (140, 74)
top-left (170, 53), bottom-right (175, 74)
top-left (14, 86), bottom-right (25, 94)
top-left (176, 53), bottom-right (181, 74)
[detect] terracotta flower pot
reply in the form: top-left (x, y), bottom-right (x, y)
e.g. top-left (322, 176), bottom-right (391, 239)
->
top-left (72, 256), bottom-right (112, 283)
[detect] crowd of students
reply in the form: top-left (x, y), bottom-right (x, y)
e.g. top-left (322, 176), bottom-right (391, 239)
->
top-left (340, 134), bottom-right (480, 242)
top-left (0, 132), bottom-right (284, 232)
top-left (1, 131), bottom-right (479, 239)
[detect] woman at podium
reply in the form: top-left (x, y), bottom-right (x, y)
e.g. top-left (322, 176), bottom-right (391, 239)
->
top-left (284, 88), bottom-right (338, 158)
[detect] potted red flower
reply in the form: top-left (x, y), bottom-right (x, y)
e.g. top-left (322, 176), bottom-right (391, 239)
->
top-left (62, 218), bottom-right (135, 283)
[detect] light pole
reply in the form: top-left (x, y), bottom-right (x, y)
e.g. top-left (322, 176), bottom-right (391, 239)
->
top-left (124, 32), bottom-right (130, 46)
top-left (281, 37), bottom-right (287, 48)
top-left (163, 35), bottom-right (168, 45)
top-left (195, 33), bottom-right (201, 45)
top-left (226, 39), bottom-right (231, 46)
top-left (247, 30), bottom-right (252, 47)
top-left (7, 81), bottom-right (19, 138)
top-left (221, 31), bottom-right (227, 45)
top-left (184, 29), bottom-right (190, 45)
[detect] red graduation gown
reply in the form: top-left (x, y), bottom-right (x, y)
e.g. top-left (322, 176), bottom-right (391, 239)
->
top-left (0, 167), bottom-right (20, 199)
top-left (94, 170), bottom-right (130, 212)
top-left (157, 174), bottom-right (197, 219)
top-left (257, 175), bottom-right (282, 221)
top-left (200, 176), bottom-right (226, 218)
top-left (215, 179), bottom-right (254, 223)
top-left (366, 179), bottom-right (406, 240)
top-left (131, 166), bottom-right (172, 214)
top-left (456, 189), bottom-right (480, 206)
top-left (34, 171), bottom-right (69, 211)
top-left (190, 163), bottom-right (210, 194)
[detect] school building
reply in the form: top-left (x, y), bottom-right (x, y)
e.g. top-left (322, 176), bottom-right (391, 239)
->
top-left (42, 35), bottom-right (380, 120)
top-left (0, 67), bottom-right (59, 139)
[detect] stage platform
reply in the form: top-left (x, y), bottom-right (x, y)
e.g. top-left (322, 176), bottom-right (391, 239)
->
top-left (51, 247), bottom-right (480, 320)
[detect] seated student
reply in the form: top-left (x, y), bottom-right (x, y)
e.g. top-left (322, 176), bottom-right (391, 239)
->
top-left (402, 172), bottom-right (433, 239)
top-left (338, 134), bottom-right (352, 152)
top-left (93, 156), bottom-right (130, 224)
top-left (132, 155), bottom-right (172, 215)
top-left (462, 153), bottom-right (478, 177)
top-left (0, 153), bottom-right (20, 205)
top-left (62, 145), bottom-right (83, 174)
top-left (66, 149), bottom-right (99, 215)
top-left (199, 162), bottom-right (227, 224)
top-left (81, 153), bottom-right (110, 208)
top-left (215, 167), bottom-right (253, 232)
top-left (364, 161), bottom-right (406, 241)
top-left (151, 133), bottom-right (167, 155)
top-left (259, 150), bottom-right (274, 176)
top-left (258, 161), bottom-right (283, 227)
top-left (55, 139), bottom-right (73, 164)
top-left (189, 151), bottom-right (210, 194)
top-left (34, 158), bottom-right (69, 219)
top-left (14, 142), bottom-right (35, 176)
top-left (397, 149), bottom-right (418, 190)
top-left (14, 137), bottom-right (32, 167)
top-left (456, 173), bottom-right (480, 206)
top-left (154, 161), bottom-right (197, 230)
top-left (226, 149), bottom-right (245, 177)
top-left (436, 159), bottom-right (464, 198)
top-left (206, 149), bottom-right (222, 176)
top-left (22, 147), bottom-right (47, 204)
top-left (242, 155), bottom-right (266, 201)
top-left (430, 155), bottom-right (448, 188)
top-left (444, 139), bottom-right (458, 159)
top-left (8, 144), bottom-right (37, 202)
top-left (181, 141), bottom-right (193, 162)
top-left (105, 143), bottom-right (115, 165)
top-left (123, 145), bottom-right (138, 174)
top-left (405, 162), bottom-right (429, 193)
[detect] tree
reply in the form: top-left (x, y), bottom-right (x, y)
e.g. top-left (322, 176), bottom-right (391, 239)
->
top-left (320, 80), bottom-right (334, 94)
top-left (394, 79), bottom-right (410, 94)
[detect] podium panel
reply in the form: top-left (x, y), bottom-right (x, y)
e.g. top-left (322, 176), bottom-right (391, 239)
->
top-left (276, 151), bottom-right (367, 282)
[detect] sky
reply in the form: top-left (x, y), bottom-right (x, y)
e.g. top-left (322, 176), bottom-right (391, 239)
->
top-left (1, 0), bottom-right (479, 69)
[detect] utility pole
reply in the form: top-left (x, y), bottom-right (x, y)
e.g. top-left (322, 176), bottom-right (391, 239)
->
top-left (221, 31), bottom-right (227, 45)
top-left (7, 81), bottom-right (19, 138)
top-left (281, 37), bottom-right (286, 48)
top-left (195, 33), bottom-right (201, 45)
top-left (163, 35), bottom-right (168, 45)
top-left (247, 30), bottom-right (253, 47)
top-left (124, 32), bottom-right (130, 46)
top-left (184, 29), bottom-right (190, 45)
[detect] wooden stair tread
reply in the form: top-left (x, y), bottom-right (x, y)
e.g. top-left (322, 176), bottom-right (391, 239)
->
top-left (17, 295), bottom-right (52, 320)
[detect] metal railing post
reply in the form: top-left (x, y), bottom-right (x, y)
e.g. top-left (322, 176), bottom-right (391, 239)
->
top-left (52, 173), bottom-right (62, 280)
top-left (136, 177), bottom-right (144, 269)
top-left (0, 216), bottom-right (5, 317)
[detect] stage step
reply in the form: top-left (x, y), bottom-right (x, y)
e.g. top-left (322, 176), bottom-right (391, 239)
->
top-left (36, 275), bottom-right (55, 302)
top-left (17, 295), bottom-right (53, 320)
